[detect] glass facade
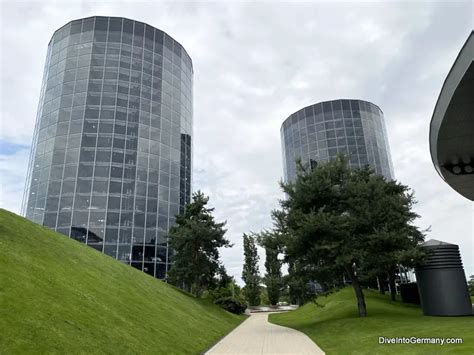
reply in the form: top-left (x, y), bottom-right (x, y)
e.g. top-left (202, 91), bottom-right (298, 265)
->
top-left (21, 16), bottom-right (193, 279)
top-left (281, 99), bottom-right (393, 182)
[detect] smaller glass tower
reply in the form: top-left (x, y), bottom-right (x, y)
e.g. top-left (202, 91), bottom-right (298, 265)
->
top-left (281, 99), bottom-right (394, 182)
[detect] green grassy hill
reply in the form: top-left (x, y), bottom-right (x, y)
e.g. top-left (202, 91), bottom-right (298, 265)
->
top-left (0, 209), bottom-right (244, 354)
top-left (270, 287), bottom-right (474, 354)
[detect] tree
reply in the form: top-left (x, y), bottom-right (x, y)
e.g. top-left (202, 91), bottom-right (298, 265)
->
top-left (285, 261), bottom-right (308, 305)
top-left (205, 266), bottom-right (247, 314)
top-left (216, 264), bottom-right (234, 289)
top-left (242, 233), bottom-right (261, 306)
top-left (343, 169), bottom-right (426, 301)
top-left (277, 156), bottom-right (425, 317)
top-left (167, 191), bottom-right (231, 297)
top-left (280, 157), bottom-right (367, 315)
top-left (468, 275), bottom-right (474, 296)
top-left (257, 230), bottom-right (283, 306)
top-left (263, 246), bottom-right (282, 305)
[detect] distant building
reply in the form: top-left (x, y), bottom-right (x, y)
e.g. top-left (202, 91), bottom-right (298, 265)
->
top-left (281, 99), bottom-right (394, 182)
top-left (21, 16), bottom-right (193, 279)
top-left (429, 31), bottom-right (473, 201)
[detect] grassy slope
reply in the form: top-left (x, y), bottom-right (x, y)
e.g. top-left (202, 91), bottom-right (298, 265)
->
top-left (0, 209), bottom-right (244, 354)
top-left (270, 287), bottom-right (474, 354)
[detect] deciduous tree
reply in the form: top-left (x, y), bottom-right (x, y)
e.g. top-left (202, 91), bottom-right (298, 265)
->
top-left (242, 233), bottom-right (261, 306)
top-left (257, 230), bottom-right (283, 306)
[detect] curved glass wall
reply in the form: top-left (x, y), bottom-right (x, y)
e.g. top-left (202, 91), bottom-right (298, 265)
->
top-left (21, 16), bottom-right (193, 279)
top-left (281, 99), bottom-right (393, 182)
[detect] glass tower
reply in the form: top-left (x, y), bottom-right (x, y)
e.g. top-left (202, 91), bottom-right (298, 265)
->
top-left (281, 99), bottom-right (393, 182)
top-left (21, 16), bottom-right (193, 279)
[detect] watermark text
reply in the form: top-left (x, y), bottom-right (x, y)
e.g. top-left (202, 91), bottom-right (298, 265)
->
top-left (378, 337), bottom-right (463, 345)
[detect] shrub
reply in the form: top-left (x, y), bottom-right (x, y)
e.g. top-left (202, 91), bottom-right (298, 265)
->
top-left (207, 287), bottom-right (231, 302)
top-left (214, 296), bottom-right (247, 314)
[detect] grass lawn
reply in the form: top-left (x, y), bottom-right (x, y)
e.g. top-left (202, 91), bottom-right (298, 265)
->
top-left (270, 287), bottom-right (474, 354)
top-left (0, 209), bottom-right (245, 354)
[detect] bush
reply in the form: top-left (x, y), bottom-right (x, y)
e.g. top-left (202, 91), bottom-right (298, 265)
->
top-left (206, 287), bottom-right (231, 302)
top-left (214, 296), bottom-right (247, 314)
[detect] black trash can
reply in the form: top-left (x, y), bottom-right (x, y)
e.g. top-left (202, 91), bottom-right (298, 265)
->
top-left (415, 239), bottom-right (472, 316)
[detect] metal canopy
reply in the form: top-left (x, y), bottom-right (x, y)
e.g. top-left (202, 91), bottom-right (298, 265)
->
top-left (429, 31), bottom-right (474, 201)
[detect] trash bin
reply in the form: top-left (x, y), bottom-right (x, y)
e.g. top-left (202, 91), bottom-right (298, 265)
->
top-left (415, 239), bottom-right (472, 316)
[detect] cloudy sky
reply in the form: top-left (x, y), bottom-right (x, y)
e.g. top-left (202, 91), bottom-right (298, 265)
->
top-left (1, 0), bottom-right (473, 283)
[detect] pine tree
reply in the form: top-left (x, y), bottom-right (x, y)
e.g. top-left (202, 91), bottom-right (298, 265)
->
top-left (278, 156), bottom-right (425, 317)
top-left (168, 191), bottom-right (231, 297)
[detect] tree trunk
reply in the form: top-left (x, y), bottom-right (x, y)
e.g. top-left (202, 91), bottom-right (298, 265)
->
top-left (345, 264), bottom-right (367, 317)
top-left (191, 282), bottom-right (203, 298)
top-left (377, 276), bottom-right (385, 295)
top-left (388, 271), bottom-right (396, 302)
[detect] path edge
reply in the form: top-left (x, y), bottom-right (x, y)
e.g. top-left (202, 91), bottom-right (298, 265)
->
top-left (200, 314), bottom-right (250, 355)
top-left (267, 312), bottom-right (326, 354)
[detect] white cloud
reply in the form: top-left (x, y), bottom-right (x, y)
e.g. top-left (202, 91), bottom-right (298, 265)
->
top-left (1, 1), bottom-right (472, 283)
top-left (0, 148), bottom-right (30, 213)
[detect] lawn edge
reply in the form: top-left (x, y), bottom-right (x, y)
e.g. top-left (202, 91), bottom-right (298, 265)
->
top-left (200, 314), bottom-right (249, 354)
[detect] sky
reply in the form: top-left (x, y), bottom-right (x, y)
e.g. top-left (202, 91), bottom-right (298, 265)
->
top-left (1, 0), bottom-right (473, 283)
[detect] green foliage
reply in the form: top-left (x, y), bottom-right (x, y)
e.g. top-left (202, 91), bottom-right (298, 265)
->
top-left (264, 250), bottom-right (282, 305)
top-left (285, 261), bottom-right (305, 305)
top-left (468, 275), bottom-right (474, 296)
top-left (204, 273), bottom-right (246, 314)
top-left (256, 230), bottom-right (283, 306)
top-left (278, 285), bottom-right (291, 304)
top-left (168, 191), bottom-right (231, 297)
top-left (259, 286), bottom-right (270, 305)
top-left (242, 233), bottom-right (261, 306)
top-left (216, 264), bottom-right (234, 289)
top-left (206, 278), bottom-right (241, 302)
top-left (0, 209), bottom-right (245, 354)
top-left (270, 287), bottom-right (474, 354)
top-left (343, 163), bottom-right (426, 300)
top-left (276, 156), bottom-right (425, 316)
top-left (214, 296), bottom-right (247, 314)
top-left (284, 260), bottom-right (319, 305)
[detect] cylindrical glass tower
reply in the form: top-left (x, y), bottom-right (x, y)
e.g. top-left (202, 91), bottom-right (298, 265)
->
top-left (21, 16), bottom-right (193, 279)
top-left (281, 99), bottom-right (393, 182)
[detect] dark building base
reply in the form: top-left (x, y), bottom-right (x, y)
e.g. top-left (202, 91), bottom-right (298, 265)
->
top-left (416, 268), bottom-right (472, 316)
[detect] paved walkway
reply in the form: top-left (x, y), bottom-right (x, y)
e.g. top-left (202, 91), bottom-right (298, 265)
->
top-left (206, 312), bottom-right (325, 354)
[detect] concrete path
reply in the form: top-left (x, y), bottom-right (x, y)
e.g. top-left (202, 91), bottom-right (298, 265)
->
top-left (206, 312), bottom-right (325, 354)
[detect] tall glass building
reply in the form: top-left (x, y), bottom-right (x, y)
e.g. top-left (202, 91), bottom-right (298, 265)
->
top-left (21, 16), bottom-right (193, 279)
top-left (281, 99), bottom-right (393, 182)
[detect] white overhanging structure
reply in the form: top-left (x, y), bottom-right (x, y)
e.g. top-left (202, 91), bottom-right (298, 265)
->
top-left (429, 31), bottom-right (474, 201)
